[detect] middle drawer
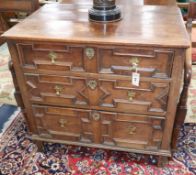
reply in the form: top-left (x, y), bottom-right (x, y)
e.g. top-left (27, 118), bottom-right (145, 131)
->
top-left (24, 73), bottom-right (170, 115)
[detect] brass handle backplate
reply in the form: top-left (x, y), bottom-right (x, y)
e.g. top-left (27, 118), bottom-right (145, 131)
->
top-left (128, 91), bottom-right (136, 101)
top-left (58, 119), bottom-right (67, 128)
top-left (129, 57), bottom-right (139, 71)
top-left (85, 48), bottom-right (95, 60)
top-left (54, 85), bottom-right (63, 96)
top-left (49, 51), bottom-right (57, 64)
top-left (87, 80), bottom-right (97, 90)
top-left (129, 125), bottom-right (137, 135)
top-left (92, 112), bottom-right (100, 121)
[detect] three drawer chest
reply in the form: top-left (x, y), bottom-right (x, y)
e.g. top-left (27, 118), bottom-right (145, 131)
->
top-left (2, 1), bottom-right (190, 165)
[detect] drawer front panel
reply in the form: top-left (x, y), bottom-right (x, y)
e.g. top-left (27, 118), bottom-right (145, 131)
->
top-left (25, 74), bottom-right (170, 115)
top-left (100, 111), bottom-right (164, 150)
top-left (98, 47), bottom-right (174, 78)
top-left (17, 43), bottom-right (174, 79)
top-left (25, 74), bottom-right (89, 108)
top-left (32, 105), bottom-right (164, 151)
top-left (17, 43), bottom-right (87, 73)
top-left (32, 105), bottom-right (93, 143)
top-left (88, 78), bottom-right (170, 115)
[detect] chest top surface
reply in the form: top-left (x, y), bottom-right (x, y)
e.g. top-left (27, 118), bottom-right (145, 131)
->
top-left (2, 0), bottom-right (190, 48)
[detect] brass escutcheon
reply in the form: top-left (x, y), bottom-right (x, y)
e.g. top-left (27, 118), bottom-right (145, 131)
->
top-left (58, 119), bottom-right (67, 128)
top-left (92, 112), bottom-right (100, 121)
top-left (87, 80), bottom-right (97, 90)
top-left (85, 48), bottom-right (95, 60)
top-left (48, 51), bottom-right (57, 64)
top-left (129, 57), bottom-right (139, 71)
top-left (127, 91), bottom-right (136, 101)
top-left (129, 125), bottom-right (137, 135)
top-left (54, 85), bottom-right (63, 96)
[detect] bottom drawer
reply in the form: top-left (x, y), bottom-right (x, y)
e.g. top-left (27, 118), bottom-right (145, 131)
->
top-left (32, 105), bottom-right (164, 150)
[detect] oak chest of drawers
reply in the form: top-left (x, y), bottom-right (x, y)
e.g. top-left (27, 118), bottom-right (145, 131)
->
top-left (2, 1), bottom-right (190, 165)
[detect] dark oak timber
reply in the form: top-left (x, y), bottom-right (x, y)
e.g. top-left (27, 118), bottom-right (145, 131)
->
top-left (2, 0), bottom-right (190, 166)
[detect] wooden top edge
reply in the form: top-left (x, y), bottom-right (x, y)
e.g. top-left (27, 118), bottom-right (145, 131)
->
top-left (2, 3), bottom-right (191, 48)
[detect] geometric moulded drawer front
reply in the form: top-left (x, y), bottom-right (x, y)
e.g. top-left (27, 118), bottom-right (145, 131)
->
top-left (16, 43), bottom-right (86, 73)
top-left (32, 105), bottom-right (93, 143)
top-left (98, 47), bottom-right (174, 78)
top-left (25, 73), bottom-right (170, 115)
top-left (100, 111), bottom-right (164, 150)
top-left (25, 74), bottom-right (89, 108)
top-left (16, 43), bottom-right (174, 79)
top-left (32, 105), bottom-right (164, 151)
top-left (87, 78), bottom-right (170, 115)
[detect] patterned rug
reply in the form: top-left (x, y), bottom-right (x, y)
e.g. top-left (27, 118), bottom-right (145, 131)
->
top-left (0, 113), bottom-right (195, 175)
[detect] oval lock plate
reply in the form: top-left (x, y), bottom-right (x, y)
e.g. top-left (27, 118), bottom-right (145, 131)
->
top-left (92, 112), bottom-right (100, 121)
top-left (87, 80), bottom-right (97, 90)
top-left (85, 48), bottom-right (95, 60)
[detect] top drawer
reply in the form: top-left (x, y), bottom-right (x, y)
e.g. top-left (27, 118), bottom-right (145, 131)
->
top-left (16, 43), bottom-right (174, 78)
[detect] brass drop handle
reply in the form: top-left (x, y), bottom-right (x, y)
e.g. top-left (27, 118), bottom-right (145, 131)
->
top-left (54, 85), bottom-right (63, 96)
top-left (58, 119), bottom-right (67, 128)
top-left (128, 91), bottom-right (136, 101)
top-left (48, 51), bottom-right (57, 64)
top-left (87, 80), bottom-right (97, 90)
top-left (85, 48), bottom-right (95, 60)
top-left (129, 125), bottom-right (137, 135)
top-left (92, 112), bottom-right (100, 121)
top-left (129, 57), bottom-right (139, 71)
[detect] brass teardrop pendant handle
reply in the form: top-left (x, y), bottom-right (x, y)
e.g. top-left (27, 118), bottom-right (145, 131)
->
top-left (58, 119), bottom-right (67, 128)
top-left (128, 91), bottom-right (136, 101)
top-left (54, 85), bottom-right (63, 96)
top-left (129, 125), bottom-right (137, 135)
top-left (49, 51), bottom-right (57, 64)
top-left (129, 57), bottom-right (140, 71)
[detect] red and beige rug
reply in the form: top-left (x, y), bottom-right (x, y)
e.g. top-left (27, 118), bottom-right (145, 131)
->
top-left (0, 112), bottom-right (195, 175)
